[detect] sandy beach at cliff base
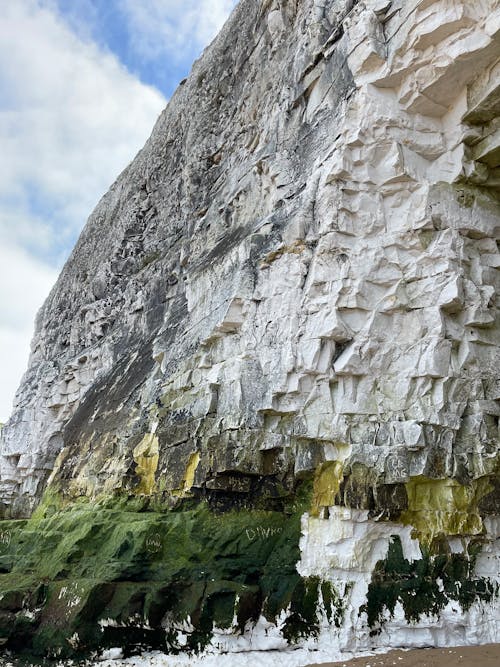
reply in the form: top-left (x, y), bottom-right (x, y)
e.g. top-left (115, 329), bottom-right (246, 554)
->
top-left (307, 644), bottom-right (500, 667)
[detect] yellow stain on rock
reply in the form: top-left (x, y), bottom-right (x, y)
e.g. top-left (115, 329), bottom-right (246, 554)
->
top-left (311, 460), bottom-right (344, 516)
top-left (172, 452), bottom-right (201, 497)
top-left (401, 475), bottom-right (493, 544)
top-left (260, 240), bottom-right (307, 267)
top-left (133, 432), bottom-right (159, 495)
top-left (46, 446), bottom-right (71, 488)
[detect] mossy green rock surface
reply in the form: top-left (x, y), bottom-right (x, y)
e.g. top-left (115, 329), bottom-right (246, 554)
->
top-left (0, 491), bottom-right (329, 660)
top-left (364, 536), bottom-right (498, 632)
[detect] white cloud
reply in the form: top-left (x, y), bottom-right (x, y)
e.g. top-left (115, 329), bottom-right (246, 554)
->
top-left (121, 0), bottom-right (237, 63)
top-left (0, 0), bottom-right (167, 421)
top-left (0, 244), bottom-right (56, 331)
top-left (0, 244), bottom-right (58, 422)
top-left (0, 0), bottom-right (166, 245)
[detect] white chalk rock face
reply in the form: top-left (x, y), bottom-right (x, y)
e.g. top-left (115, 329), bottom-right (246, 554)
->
top-left (0, 0), bottom-right (499, 662)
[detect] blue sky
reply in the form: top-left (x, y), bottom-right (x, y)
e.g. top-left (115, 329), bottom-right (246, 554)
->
top-left (0, 0), bottom-right (237, 422)
top-left (53, 0), bottom-right (235, 98)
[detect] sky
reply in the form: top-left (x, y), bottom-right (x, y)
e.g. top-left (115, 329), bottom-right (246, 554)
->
top-left (0, 0), bottom-right (238, 423)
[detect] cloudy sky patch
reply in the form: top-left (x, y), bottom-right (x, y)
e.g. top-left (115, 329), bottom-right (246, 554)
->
top-left (53, 0), bottom-right (238, 95)
top-left (0, 0), bottom-right (237, 421)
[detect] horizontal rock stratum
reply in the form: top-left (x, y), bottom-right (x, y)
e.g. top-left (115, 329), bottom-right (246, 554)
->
top-left (0, 0), bottom-right (499, 663)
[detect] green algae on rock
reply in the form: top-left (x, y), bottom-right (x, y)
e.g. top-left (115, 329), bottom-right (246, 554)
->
top-left (0, 485), bottom-right (338, 660)
top-left (363, 535), bottom-right (498, 632)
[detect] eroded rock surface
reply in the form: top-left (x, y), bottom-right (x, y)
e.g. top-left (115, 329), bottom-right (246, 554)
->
top-left (0, 0), bottom-right (499, 663)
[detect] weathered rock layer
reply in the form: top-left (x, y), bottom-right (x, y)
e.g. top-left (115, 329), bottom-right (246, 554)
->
top-left (0, 0), bottom-right (499, 663)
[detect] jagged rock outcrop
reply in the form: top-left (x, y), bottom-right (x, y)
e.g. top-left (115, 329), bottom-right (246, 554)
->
top-left (0, 0), bottom-right (499, 663)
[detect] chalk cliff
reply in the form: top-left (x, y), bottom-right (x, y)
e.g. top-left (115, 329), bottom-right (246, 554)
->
top-left (0, 0), bottom-right (499, 663)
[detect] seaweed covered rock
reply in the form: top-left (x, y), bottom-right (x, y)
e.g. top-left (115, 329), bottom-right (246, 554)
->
top-left (0, 0), bottom-right (499, 663)
top-left (0, 490), bottom-right (315, 658)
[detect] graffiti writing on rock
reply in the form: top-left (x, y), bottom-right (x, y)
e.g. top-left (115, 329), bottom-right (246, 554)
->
top-left (146, 533), bottom-right (162, 553)
top-left (0, 530), bottom-right (11, 547)
top-left (245, 526), bottom-right (283, 541)
top-left (58, 583), bottom-right (82, 616)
